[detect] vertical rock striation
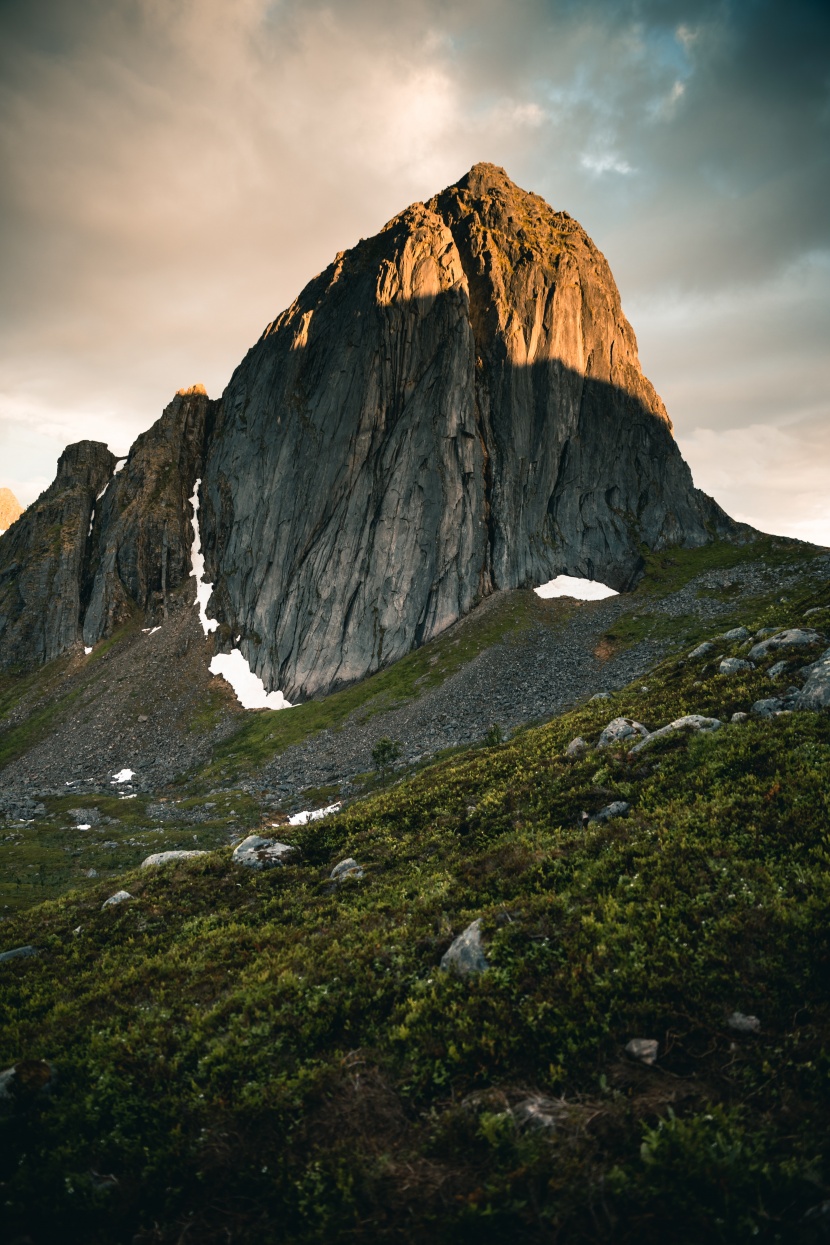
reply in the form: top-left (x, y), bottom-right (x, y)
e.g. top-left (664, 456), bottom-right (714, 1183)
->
top-left (200, 163), bottom-right (733, 700)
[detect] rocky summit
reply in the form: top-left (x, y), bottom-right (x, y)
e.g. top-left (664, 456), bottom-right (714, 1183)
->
top-left (0, 164), bottom-right (732, 695)
top-left (0, 488), bottom-right (23, 534)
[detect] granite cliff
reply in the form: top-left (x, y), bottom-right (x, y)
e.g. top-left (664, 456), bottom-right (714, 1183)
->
top-left (0, 163), bottom-right (734, 692)
top-left (199, 163), bottom-right (733, 699)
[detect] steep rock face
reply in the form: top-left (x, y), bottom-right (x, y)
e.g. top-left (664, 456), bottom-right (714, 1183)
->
top-left (201, 205), bottom-right (487, 697)
top-left (202, 163), bottom-right (732, 700)
top-left (83, 386), bottom-right (214, 645)
top-left (0, 488), bottom-right (24, 533)
top-left (0, 442), bottom-right (115, 668)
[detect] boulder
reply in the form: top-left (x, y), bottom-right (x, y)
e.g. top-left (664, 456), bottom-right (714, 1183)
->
top-left (767, 660), bottom-right (789, 679)
top-left (625, 1038), bottom-right (658, 1065)
top-left (440, 918), bottom-right (488, 975)
top-left (794, 652), bottom-right (830, 712)
top-left (731, 711), bottom-right (749, 723)
top-left (727, 1011), bottom-right (761, 1033)
top-left (717, 626), bottom-right (750, 642)
top-left (140, 849), bottom-right (209, 868)
top-left (102, 890), bottom-right (132, 908)
top-left (688, 641), bottom-right (715, 659)
top-left (719, 657), bottom-right (753, 675)
top-left (588, 801), bottom-right (630, 823)
top-left (630, 714), bottom-right (721, 754)
top-left (748, 628), bottom-right (823, 662)
top-left (565, 736), bottom-right (589, 758)
top-left (330, 857), bottom-right (364, 882)
top-left (232, 835), bottom-right (298, 869)
top-left (751, 698), bottom-right (782, 718)
top-left (597, 717), bottom-right (649, 748)
top-left (0, 945), bottom-right (38, 963)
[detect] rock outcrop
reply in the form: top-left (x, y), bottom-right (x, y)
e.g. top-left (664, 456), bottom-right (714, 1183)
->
top-left (0, 489), bottom-right (24, 533)
top-left (0, 442), bottom-right (115, 668)
top-left (82, 386), bottom-right (214, 646)
top-left (200, 163), bottom-right (733, 701)
top-left (0, 388), bottom-right (213, 671)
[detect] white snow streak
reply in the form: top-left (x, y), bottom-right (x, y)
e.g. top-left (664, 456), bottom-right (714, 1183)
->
top-left (209, 649), bottom-right (292, 711)
top-left (534, 575), bottom-right (618, 601)
top-left (111, 768), bottom-right (135, 783)
top-left (84, 646), bottom-right (92, 655)
top-left (285, 803), bottom-right (341, 826)
top-left (189, 478), bottom-right (218, 635)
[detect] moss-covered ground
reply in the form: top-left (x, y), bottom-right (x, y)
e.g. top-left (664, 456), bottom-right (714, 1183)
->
top-left (1, 539), bottom-right (829, 1243)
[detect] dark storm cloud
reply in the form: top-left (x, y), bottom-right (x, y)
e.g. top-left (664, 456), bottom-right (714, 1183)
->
top-left (0, 0), bottom-right (828, 539)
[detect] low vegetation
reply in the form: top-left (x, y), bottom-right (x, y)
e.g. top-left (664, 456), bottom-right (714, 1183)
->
top-left (1, 539), bottom-right (829, 1242)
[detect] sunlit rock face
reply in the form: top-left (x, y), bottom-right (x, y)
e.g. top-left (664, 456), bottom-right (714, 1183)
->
top-left (201, 163), bottom-right (732, 700)
top-left (0, 488), bottom-right (24, 533)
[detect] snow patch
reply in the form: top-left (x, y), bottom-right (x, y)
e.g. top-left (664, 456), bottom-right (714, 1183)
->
top-left (111, 768), bottom-right (135, 784)
top-left (286, 802), bottom-right (341, 826)
top-left (88, 507), bottom-right (95, 537)
top-left (76, 823), bottom-right (91, 831)
top-left (96, 482), bottom-right (110, 501)
top-left (114, 457), bottom-right (127, 474)
top-left (84, 646), bottom-right (92, 655)
top-left (189, 478), bottom-right (218, 635)
top-left (209, 649), bottom-right (292, 711)
top-left (534, 575), bottom-right (618, 601)
top-left (142, 627), bottom-right (161, 636)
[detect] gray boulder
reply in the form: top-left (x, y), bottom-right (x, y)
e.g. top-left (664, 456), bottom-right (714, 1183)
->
top-left (233, 835), bottom-right (298, 870)
top-left (718, 626), bottom-right (750, 642)
top-left (688, 641), bottom-right (715, 659)
top-left (589, 692), bottom-right (611, 702)
top-left (794, 652), bottom-right (830, 712)
top-left (751, 698), bottom-right (782, 718)
top-left (748, 628), bottom-right (823, 662)
top-left (731, 711), bottom-right (749, 723)
top-left (565, 736), bottom-right (588, 758)
top-left (588, 801), bottom-right (630, 823)
top-left (68, 807), bottom-right (101, 825)
top-left (719, 657), bottom-right (753, 675)
top-left (440, 918), bottom-right (489, 975)
top-left (768, 660), bottom-right (789, 679)
top-left (630, 714), bottom-right (721, 754)
top-left (330, 857), bottom-right (364, 882)
top-left (727, 1011), bottom-right (761, 1033)
top-left (140, 849), bottom-right (209, 868)
top-left (597, 717), bottom-right (649, 748)
top-left (625, 1038), bottom-right (658, 1065)
top-left (0, 945), bottom-right (38, 963)
top-left (102, 890), bottom-right (132, 909)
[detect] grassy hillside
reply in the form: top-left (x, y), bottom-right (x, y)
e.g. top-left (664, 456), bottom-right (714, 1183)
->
top-left (1, 547), bottom-right (829, 1243)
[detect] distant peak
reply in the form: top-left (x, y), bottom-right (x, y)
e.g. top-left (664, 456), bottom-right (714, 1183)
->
top-left (177, 383), bottom-right (208, 397)
top-left (0, 487), bottom-right (24, 530)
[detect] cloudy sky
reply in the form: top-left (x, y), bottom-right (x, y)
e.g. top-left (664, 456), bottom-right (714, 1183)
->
top-left (1, 0), bottom-right (828, 545)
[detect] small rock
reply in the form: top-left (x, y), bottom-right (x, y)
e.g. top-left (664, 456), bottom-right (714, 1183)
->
top-left (565, 736), bottom-right (588, 757)
top-left (0, 945), bottom-right (38, 964)
top-left (688, 641), bottom-right (715, 659)
top-left (767, 660), bottom-right (789, 679)
top-left (102, 890), bottom-right (132, 909)
top-left (731, 711), bottom-right (749, 723)
top-left (589, 691), bottom-right (611, 702)
top-left (717, 626), bottom-right (750, 642)
top-left (597, 717), bottom-right (649, 748)
top-left (751, 698), bottom-right (782, 718)
top-left (754, 626), bottom-right (781, 639)
top-left (138, 714), bottom-right (149, 723)
top-left (719, 657), bottom-right (754, 675)
top-left (588, 801), bottom-right (630, 824)
top-left (727, 1011), bottom-right (761, 1033)
top-left (804, 606), bottom-right (827, 617)
top-left (330, 857), bottom-right (364, 882)
top-left (748, 628), bottom-right (823, 662)
top-left (630, 714), bottom-right (721, 754)
top-left (233, 835), bottom-right (298, 870)
top-left (625, 1038), bottom-right (659, 1065)
top-left (441, 918), bottom-right (488, 974)
top-left (140, 849), bottom-right (209, 868)
top-left (510, 1095), bottom-right (562, 1132)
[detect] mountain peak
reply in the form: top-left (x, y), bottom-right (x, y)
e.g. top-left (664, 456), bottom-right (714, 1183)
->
top-left (0, 487), bottom-right (23, 532)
